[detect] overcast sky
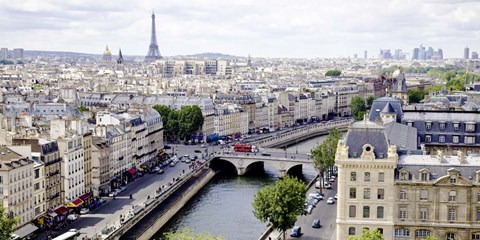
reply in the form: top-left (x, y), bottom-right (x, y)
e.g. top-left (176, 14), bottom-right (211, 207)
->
top-left (0, 0), bottom-right (479, 58)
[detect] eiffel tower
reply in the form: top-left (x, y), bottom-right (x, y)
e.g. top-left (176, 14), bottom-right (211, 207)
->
top-left (145, 12), bottom-right (162, 62)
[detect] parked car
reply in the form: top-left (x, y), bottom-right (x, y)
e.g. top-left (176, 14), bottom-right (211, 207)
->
top-left (290, 226), bottom-right (302, 237)
top-left (327, 197), bottom-right (335, 204)
top-left (200, 144), bottom-right (207, 148)
top-left (308, 192), bottom-right (323, 200)
top-left (307, 197), bottom-right (318, 206)
top-left (194, 149), bottom-right (202, 153)
top-left (324, 183), bottom-right (332, 189)
top-left (158, 168), bottom-right (164, 174)
top-left (109, 191), bottom-right (117, 198)
top-left (334, 193), bottom-right (338, 200)
top-left (170, 162), bottom-right (176, 167)
top-left (312, 219), bottom-right (321, 228)
top-left (80, 208), bottom-right (90, 214)
top-left (329, 177), bottom-right (335, 182)
top-left (185, 159), bottom-right (191, 164)
top-left (315, 181), bottom-right (320, 189)
top-left (153, 167), bottom-right (160, 172)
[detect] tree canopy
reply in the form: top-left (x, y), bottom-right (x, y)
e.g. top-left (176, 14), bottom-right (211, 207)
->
top-left (77, 106), bottom-right (89, 112)
top-left (325, 69), bottom-right (342, 77)
top-left (252, 176), bottom-right (307, 240)
top-left (366, 95), bottom-right (375, 109)
top-left (346, 228), bottom-right (384, 240)
top-left (311, 129), bottom-right (341, 194)
top-left (163, 227), bottom-right (224, 240)
top-left (0, 204), bottom-right (18, 240)
top-left (153, 105), bottom-right (204, 142)
top-left (349, 96), bottom-right (366, 121)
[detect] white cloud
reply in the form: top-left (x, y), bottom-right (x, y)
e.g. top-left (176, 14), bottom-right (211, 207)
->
top-left (0, 0), bottom-right (478, 58)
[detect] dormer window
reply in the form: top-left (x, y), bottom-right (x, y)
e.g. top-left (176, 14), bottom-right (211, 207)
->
top-left (439, 122), bottom-right (446, 131)
top-left (400, 171), bottom-right (408, 181)
top-left (421, 172), bottom-right (429, 181)
top-left (450, 176), bottom-right (457, 184)
top-left (425, 122), bottom-right (432, 131)
top-left (453, 123), bottom-right (460, 131)
top-left (425, 135), bottom-right (432, 143)
top-left (466, 123), bottom-right (476, 132)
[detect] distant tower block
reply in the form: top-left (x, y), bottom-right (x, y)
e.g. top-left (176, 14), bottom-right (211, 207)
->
top-left (145, 12), bottom-right (162, 62)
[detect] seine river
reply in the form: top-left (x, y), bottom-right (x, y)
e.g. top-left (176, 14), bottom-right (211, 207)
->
top-left (153, 135), bottom-right (327, 240)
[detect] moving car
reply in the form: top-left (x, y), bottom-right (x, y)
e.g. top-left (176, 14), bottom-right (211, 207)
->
top-left (185, 159), bottom-right (191, 164)
top-left (80, 208), bottom-right (90, 214)
top-left (290, 226), bottom-right (302, 237)
top-left (308, 192), bottom-right (323, 200)
top-left (334, 193), bottom-right (338, 200)
top-left (170, 162), bottom-right (176, 167)
top-left (67, 214), bottom-right (78, 221)
top-left (327, 197), bottom-right (335, 204)
top-left (312, 219), bottom-right (321, 228)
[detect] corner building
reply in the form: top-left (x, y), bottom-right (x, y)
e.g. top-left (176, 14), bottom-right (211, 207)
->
top-left (336, 121), bottom-right (398, 239)
top-left (337, 120), bottom-right (480, 240)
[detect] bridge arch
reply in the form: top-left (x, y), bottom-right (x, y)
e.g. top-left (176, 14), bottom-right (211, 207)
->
top-left (210, 157), bottom-right (238, 174)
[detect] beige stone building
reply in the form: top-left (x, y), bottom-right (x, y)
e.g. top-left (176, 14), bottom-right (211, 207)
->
top-left (83, 132), bottom-right (93, 193)
top-left (337, 120), bottom-right (480, 240)
top-left (91, 137), bottom-right (110, 196)
top-left (0, 146), bottom-right (35, 227)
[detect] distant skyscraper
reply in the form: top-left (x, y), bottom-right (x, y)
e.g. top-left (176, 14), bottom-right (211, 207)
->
top-left (145, 12), bottom-right (162, 62)
top-left (437, 48), bottom-right (443, 59)
top-left (394, 49), bottom-right (402, 60)
top-left (0, 48), bottom-right (7, 60)
top-left (353, 53), bottom-right (358, 59)
top-left (412, 48), bottom-right (419, 60)
top-left (464, 47), bottom-right (470, 59)
top-left (472, 51), bottom-right (479, 60)
top-left (364, 50), bottom-right (367, 59)
top-left (419, 45), bottom-right (426, 60)
top-left (13, 48), bottom-right (23, 59)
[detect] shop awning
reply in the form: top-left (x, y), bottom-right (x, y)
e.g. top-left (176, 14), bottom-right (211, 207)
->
top-left (137, 166), bottom-right (144, 171)
top-left (47, 212), bottom-right (57, 218)
top-left (128, 168), bottom-right (136, 175)
top-left (12, 223), bottom-right (38, 239)
top-left (54, 206), bottom-right (69, 215)
top-left (66, 198), bottom-right (83, 208)
top-left (79, 192), bottom-right (92, 201)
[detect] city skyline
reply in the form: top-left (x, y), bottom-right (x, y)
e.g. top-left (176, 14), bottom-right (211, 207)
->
top-left (0, 0), bottom-right (480, 58)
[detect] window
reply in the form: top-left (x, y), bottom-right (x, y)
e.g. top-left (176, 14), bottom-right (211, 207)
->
top-left (400, 189), bottom-right (407, 200)
top-left (350, 172), bottom-right (356, 181)
top-left (477, 208), bottom-right (480, 221)
top-left (452, 135), bottom-right (459, 143)
top-left (449, 190), bottom-right (456, 201)
top-left (448, 208), bottom-right (456, 221)
top-left (425, 122), bottom-right (432, 130)
top-left (348, 227), bottom-right (355, 235)
top-left (421, 172), bottom-right (429, 181)
top-left (364, 172), bottom-right (370, 182)
top-left (439, 135), bottom-right (445, 143)
top-left (378, 172), bottom-right (384, 182)
top-left (439, 122), bottom-right (446, 131)
top-left (453, 123), bottom-right (459, 131)
top-left (364, 188), bottom-right (371, 199)
top-left (377, 206), bottom-right (384, 218)
top-left (465, 136), bottom-right (476, 144)
top-left (350, 188), bottom-right (356, 199)
top-left (420, 189), bottom-right (428, 200)
top-left (363, 206), bottom-right (370, 218)
top-left (416, 229), bottom-right (431, 237)
top-left (34, 169), bottom-right (40, 179)
top-left (450, 176), bottom-right (457, 184)
top-left (349, 205), bottom-right (356, 218)
top-left (472, 233), bottom-right (480, 240)
top-left (478, 192), bottom-right (480, 202)
top-left (425, 135), bottom-right (432, 143)
top-left (377, 189), bottom-right (384, 200)
top-left (420, 208), bottom-right (428, 220)
top-left (400, 172), bottom-right (408, 181)
top-left (395, 228), bottom-right (410, 237)
top-left (399, 208), bottom-right (407, 219)
top-left (466, 124), bottom-right (476, 132)
top-left (446, 233), bottom-right (455, 240)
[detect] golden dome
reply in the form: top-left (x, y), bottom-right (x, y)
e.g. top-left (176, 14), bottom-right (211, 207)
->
top-left (103, 46), bottom-right (112, 56)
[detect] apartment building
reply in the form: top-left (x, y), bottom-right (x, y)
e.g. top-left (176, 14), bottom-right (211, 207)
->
top-left (57, 135), bottom-right (85, 203)
top-left (91, 137), bottom-right (110, 196)
top-left (32, 159), bottom-right (46, 219)
top-left (83, 132), bottom-right (92, 194)
top-left (0, 146), bottom-right (35, 227)
top-left (214, 104), bottom-right (249, 136)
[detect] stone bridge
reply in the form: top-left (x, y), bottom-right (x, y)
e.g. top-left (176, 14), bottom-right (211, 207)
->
top-left (210, 154), bottom-right (312, 178)
top-left (252, 119), bottom-right (351, 148)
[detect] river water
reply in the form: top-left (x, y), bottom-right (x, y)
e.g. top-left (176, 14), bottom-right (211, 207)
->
top-left (153, 135), bottom-right (327, 240)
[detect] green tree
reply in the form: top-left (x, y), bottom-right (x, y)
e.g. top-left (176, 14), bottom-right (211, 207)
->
top-left (0, 204), bottom-right (18, 240)
top-left (408, 89), bottom-right (427, 104)
top-left (164, 227), bottom-right (224, 240)
top-left (325, 69), bottom-right (342, 77)
top-left (166, 109), bottom-right (179, 141)
top-left (346, 228), bottom-right (384, 240)
top-left (77, 106), bottom-right (89, 112)
top-left (349, 96), bottom-right (366, 121)
top-left (311, 129), bottom-right (341, 194)
top-left (252, 176), bottom-right (307, 240)
top-left (153, 105), bottom-right (172, 122)
top-left (366, 95), bottom-right (375, 108)
top-left (178, 106), bottom-right (204, 140)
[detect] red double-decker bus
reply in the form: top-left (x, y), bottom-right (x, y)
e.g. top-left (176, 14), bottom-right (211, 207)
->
top-left (234, 144), bottom-right (257, 152)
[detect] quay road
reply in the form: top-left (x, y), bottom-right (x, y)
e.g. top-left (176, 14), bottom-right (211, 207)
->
top-left (267, 178), bottom-right (338, 240)
top-left (54, 162), bottom-right (190, 239)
